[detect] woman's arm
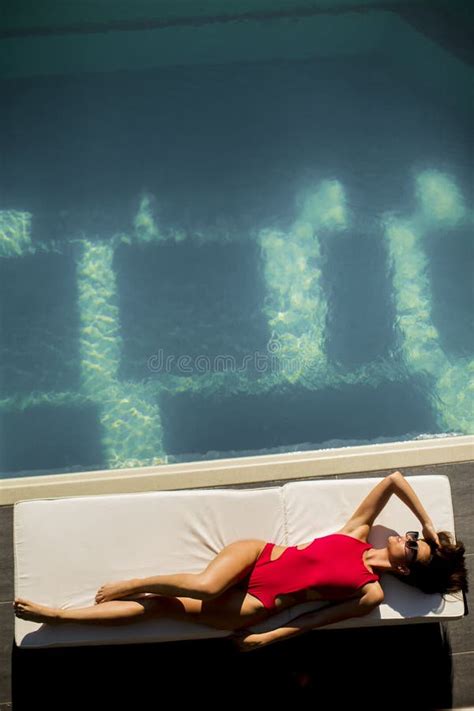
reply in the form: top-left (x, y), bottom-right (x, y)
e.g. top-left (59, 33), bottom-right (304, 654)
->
top-left (390, 471), bottom-right (432, 526)
top-left (232, 589), bottom-right (381, 652)
top-left (390, 471), bottom-right (440, 545)
top-left (342, 470), bottom-right (438, 542)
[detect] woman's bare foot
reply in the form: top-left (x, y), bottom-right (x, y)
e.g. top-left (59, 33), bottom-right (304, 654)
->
top-left (95, 580), bottom-right (136, 604)
top-left (13, 597), bottom-right (62, 623)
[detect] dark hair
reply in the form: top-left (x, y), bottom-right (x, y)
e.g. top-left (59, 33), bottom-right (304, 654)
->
top-left (393, 531), bottom-right (469, 599)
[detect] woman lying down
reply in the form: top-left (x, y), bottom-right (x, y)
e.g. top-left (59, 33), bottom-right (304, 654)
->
top-left (14, 471), bottom-right (468, 652)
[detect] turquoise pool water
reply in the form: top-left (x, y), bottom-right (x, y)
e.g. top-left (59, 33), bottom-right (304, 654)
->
top-left (0, 2), bottom-right (473, 478)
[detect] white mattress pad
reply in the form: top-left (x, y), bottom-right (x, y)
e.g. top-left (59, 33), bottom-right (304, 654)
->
top-left (14, 475), bottom-right (465, 648)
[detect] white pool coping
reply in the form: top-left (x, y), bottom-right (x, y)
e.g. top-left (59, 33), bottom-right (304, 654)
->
top-left (1, 434), bottom-right (473, 505)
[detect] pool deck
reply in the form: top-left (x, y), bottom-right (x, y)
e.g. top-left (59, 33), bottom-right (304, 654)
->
top-left (0, 451), bottom-right (472, 708)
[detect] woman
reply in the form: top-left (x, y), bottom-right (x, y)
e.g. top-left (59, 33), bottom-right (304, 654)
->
top-left (14, 470), bottom-right (468, 652)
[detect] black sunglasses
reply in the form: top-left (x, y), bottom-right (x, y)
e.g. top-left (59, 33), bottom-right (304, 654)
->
top-left (405, 531), bottom-right (419, 564)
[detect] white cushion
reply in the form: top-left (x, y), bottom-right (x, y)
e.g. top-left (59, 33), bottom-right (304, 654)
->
top-left (14, 475), bottom-right (465, 648)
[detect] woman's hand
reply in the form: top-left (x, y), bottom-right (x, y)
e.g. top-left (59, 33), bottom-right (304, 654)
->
top-left (230, 629), bottom-right (271, 653)
top-left (422, 521), bottom-right (440, 548)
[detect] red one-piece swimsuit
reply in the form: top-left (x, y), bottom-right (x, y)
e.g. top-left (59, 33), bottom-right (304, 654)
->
top-left (246, 533), bottom-right (380, 610)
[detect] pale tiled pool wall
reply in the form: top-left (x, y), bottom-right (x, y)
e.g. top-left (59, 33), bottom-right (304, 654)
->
top-left (0, 458), bottom-right (472, 708)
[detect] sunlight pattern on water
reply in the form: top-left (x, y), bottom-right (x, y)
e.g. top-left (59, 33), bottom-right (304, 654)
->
top-left (77, 240), bottom-right (166, 469)
top-left (383, 169), bottom-right (473, 434)
top-left (0, 166), bottom-right (471, 471)
top-left (258, 179), bottom-right (347, 384)
top-left (0, 210), bottom-right (32, 257)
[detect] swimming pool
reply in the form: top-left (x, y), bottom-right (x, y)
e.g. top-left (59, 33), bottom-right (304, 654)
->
top-left (1, 1), bottom-right (473, 482)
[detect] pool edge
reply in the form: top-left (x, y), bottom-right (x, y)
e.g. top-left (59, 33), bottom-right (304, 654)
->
top-left (1, 434), bottom-right (473, 504)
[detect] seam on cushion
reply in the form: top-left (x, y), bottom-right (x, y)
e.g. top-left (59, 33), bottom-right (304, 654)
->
top-left (280, 486), bottom-right (289, 546)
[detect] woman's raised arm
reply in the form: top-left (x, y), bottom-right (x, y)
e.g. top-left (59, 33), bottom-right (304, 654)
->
top-left (341, 470), bottom-right (439, 545)
top-left (390, 471), bottom-right (440, 546)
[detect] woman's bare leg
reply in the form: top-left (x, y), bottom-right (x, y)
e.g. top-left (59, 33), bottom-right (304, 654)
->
top-left (96, 572), bottom-right (204, 603)
top-left (15, 590), bottom-right (272, 632)
top-left (96, 539), bottom-right (266, 603)
top-left (14, 596), bottom-right (156, 625)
